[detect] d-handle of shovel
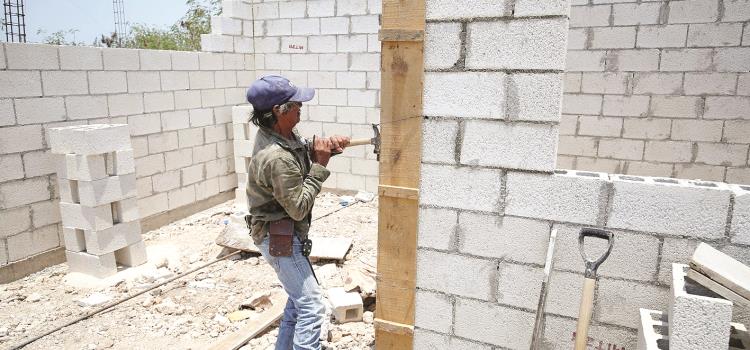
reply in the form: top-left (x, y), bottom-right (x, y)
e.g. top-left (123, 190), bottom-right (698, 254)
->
top-left (574, 228), bottom-right (614, 350)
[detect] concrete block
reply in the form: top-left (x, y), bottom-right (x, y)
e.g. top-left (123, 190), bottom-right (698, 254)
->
top-left (65, 95), bottom-right (108, 120)
top-left (608, 49), bottom-right (660, 71)
top-left (201, 89), bottom-right (225, 108)
top-left (608, 175), bottom-right (732, 239)
top-left (461, 213), bottom-right (551, 265)
top-left (685, 73), bottom-right (738, 95)
top-left (350, 15), bottom-right (379, 34)
top-left (336, 0), bottom-right (367, 15)
top-left (495, 263), bottom-right (543, 310)
top-left (102, 48), bottom-right (139, 70)
top-left (423, 72), bottom-right (505, 119)
top-left (674, 164), bottom-right (726, 182)
top-left (148, 131), bottom-right (179, 154)
top-left (58, 154), bottom-right (107, 181)
top-left (127, 71), bottom-right (161, 93)
top-left (577, 157), bottom-right (624, 174)
top-left (637, 309), bottom-right (668, 350)
top-left (460, 120), bottom-right (558, 172)
top-left (420, 164), bottom-right (503, 212)
top-left (73, 174), bottom-right (138, 206)
top-left (505, 170), bottom-right (609, 225)
top-left (211, 16), bottom-right (242, 35)
top-left (349, 53), bottom-right (379, 71)
top-left (414, 290), bottom-right (452, 333)
top-left (138, 193), bottom-right (168, 218)
top-left (669, 263), bottom-right (733, 350)
top-left (0, 99), bottom-right (13, 126)
top-left (671, 119), bottom-right (723, 142)
top-left (198, 52), bottom-right (223, 70)
top-left (514, 0), bottom-right (569, 16)
top-left (59, 46), bottom-right (102, 70)
top-left (59, 202), bottom-right (113, 231)
top-left (417, 207), bottom-right (456, 251)
top-left (201, 34), bottom-right (234, 52)
top-left (175, 90), bottom-right (202, 110)
top-left (108, 94), bottom-right (144, 117)
top-left (291, 18), bottom-right (319, 36)
top-left (128, 113), bottom-right (161, 137)
top-left (307, 0), bottom-right (334, 16)
top-left (600, 139), bottom-right (645, 160)
top-left (705, 96), bottom-right (750, 119)
top-left (189, 71), bottom-right (215, 89)
top-left (83, 220), bottom-right (141, 255)
top-left (562, 94), bottom-right (602, 115)
top-left (327, 287), bottom-right (363, 323)
top-left (578, 116), bottom-right (623, 137)
top-left (414, 329), bottom-right (493, 350)
top-left (88, 71), bottom-right (127, 94)
top-left (714, 48), bottom-right (750, 72)
top-left (696, 143), bottom-right (748, 166)
top-left (603, 95), bottom-right (650, 117)
top-left (727, 168), bottom-right (750, 184)
top-left (0, 206), bottom-right (30, 238)
top-left (337, 35), bottom-right (368, 53)
top-left (14, 97), bottom-right (65, 125)
top-left (613, 3), bottom-right (661, 25)
top-left (65, 250), bottom-right (117, 278)
top-left (422, 118), bottom-right (457, 164)
top-left (660, 48), bottom-right (713, 72)
top-left (596, 277), bottom-right (670, 329)
top-left (591, 27), bottom-right (636, 49)
top-left (144, 91), bottom-right (175, 113)
top-left (5, 43), bottom-right (58, 69)
top-left (138, 50), bottom-right (171, 70)
top-left (633, 73), bottom-right (683, 95)
top-left (669, 0), bottom-right (719, 23)
top-left (581, 73), bottom-right (628, 94)
top-left (467, 18), bottom-right (567, 70)
top-left (168, 185), bottom-right (196, 210)
top-left (177, 128), bottom-right (204, 149)
top-left (570, 5), bottom-right (611, 27)
top-left (278, 1), bottom-right (305, 18)
top-left (171, 51), bottom-right (199, 70)
top-left (621, 118), bottom-right (671, 140)
top-left (62, 228), bottom-right (86, 252)
top-left (644, 140), bottom-right (693, 163)
top-left (651, 96), bottom-right (701, 119)
top-left (688, 23), bottom-right (743, 47)
top-left (731, 185), bottom-right (750, 245)
top-left (49, 124), bottom-right (131, 156)
top-left (507, 73), bottom-right (563, 122)
top-left (637, 25), bottom-right (689, 48)
top-left (114, 240), bottom-right (147, 267)
top-left (543, 314), bottom-right (637, 350)
top-left (0, 154), bottom-right (24, 183)
top-left (724, 120), bottom-right (750, 143)
top-left (417, 249), bottom-right (495, 300)
top-left (454, 298), bottom-right (534, 348)
top-left (223, 1), bottom-right (252, 19)
top-left (0, 177), bottom-right (51, 210)
top-left (41, 71), bottom-right (89, 96)
top-left (564, 73), bottom-right (582, 93)
top-left (0, 71), bottom-right (42, 98)
top-left (253, 2), bottom-right (279, 19)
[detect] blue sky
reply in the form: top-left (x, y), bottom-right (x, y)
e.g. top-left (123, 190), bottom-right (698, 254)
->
top-left (17, 0), bottom-right (191, 44)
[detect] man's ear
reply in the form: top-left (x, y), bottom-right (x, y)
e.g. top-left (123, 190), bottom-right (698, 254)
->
top-left (272, 105), bottom-right (281, 116)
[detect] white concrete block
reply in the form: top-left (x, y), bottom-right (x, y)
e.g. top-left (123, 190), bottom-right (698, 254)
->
top-left (714, 48), bottom-right (750, 72)
top-left (414, 329), bottom-right (493, 350)
top-left (669, 0), bottom-right (719, 23)
top-left (0, 154), bottom-right (24, 183)
top-left (461, 120), bottom-right (558, 172)
top-left (5, 43), bottom-right (58, 69)
top-left (278, 1), bottom-right (305, 18)
top-left (65, 95), bottom-right (109, 120)
top-left (327, 287), bottom-right (363, 323)
top-left (669, 263), bottom-right (733, 350)
top-left (62, 227), bottom-right (86, 252)
top-left (59, 202), bottom-right (113, 231)
top-left (566, 50), bottom-right (606, 72)
top-left (253, 2), bottom-right (279, 19)
top-left (337, 0), bottom-right (367, 15)
top-left (423, 72), bottom-right (505, 119)
top-left (14, 97), bottom-right (66, 125)
top-left (417, 249), bottom-right (496, 300)
top-left (414, 290), bottom-right (452, 333)
top-left (0, 71), bottom-right (42, 98)
top-left (114, 240), bottom-right (147, 267)
top-left (308, 0), bottom-right (335, 17)
top-left (454, 298), bottom-right (534, 348)
top-left (424, 22), bottom-right (461, 70)
top-left (211, 16), bottom-right (242, 35)
top-left (688, 23), bottom-right (743, 47)
top-left (732, 185), bottom-right (750, 245)
top-left (59, 46), bottom-right (102, 70)
top-left (88, 71), bottom-right (128, 94)
top-left (103, 48), bottom-right (139, 70)
top-left (65, 250), bottom-right (117, 278)
top-left (608, 175), bottom-right (732, 239)
top-left (0, 124), bottom-right (44, 154)
top-left (127, 71), bottom-right (161, 93)
top-left (337, 35), bottom-right (368, 53)
top-left (460, 214), bottom-right (551, 265)
top-left (570, 5), bottom-right (611, 27)
top-left (69, 174), bottom-right (137, 207)
top-left (637, 25), bottom-right (688, 48)
top-left (637, 309), bottom-right (668, 350)
top-left (506, 170), bottom-right (609, 225)
top-left (515, 0), bottom-right (570, 16)
top-left (41, 71), bottom-right (89, 96)
top-left (108, 94), bottom-right (144, 117)
top-left (144, 91), bottom-right (175, 113)
top-left (139, 50), bottom-right (171, 70)
top-left (57, 154), bottom-right (106, 181)
top-left (49, 124), bottom-right (131, 155)
top-left (420, 164), bottom-right (503, 212)
top-left (507, 73), bottom-right (563, 122)
top-left (201, 34), bottom-right (234, 53)
top-left (467, 18), bottom-right (568, 70)
top-left (292, 18), bottom-right (319, 36)
top-left (84, 220), bottom-right (142, 255)
top-left (426, 0), bottom-right (507, 19)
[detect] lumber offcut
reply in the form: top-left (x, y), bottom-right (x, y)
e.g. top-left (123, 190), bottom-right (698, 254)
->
top-left (689, 243), bottom-right (750, 301)
top-left (207, 291), bottom-right (287, 350)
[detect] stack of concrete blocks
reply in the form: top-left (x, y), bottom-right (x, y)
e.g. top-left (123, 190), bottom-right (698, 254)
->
top-left (201, 1), bottom-right (253, 54)
top-left (327, 287), bottom-right (364, 323)
top-left (232, 105), bottom-right (256, 212)
top-left (638, 309), bottom-right (750, 349)
top-left (50, 124), bottom-right (147, 278)
top-left (561, 0), bottom-right (750, 183)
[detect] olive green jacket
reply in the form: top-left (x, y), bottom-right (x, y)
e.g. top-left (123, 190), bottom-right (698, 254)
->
top-left (245, 127), bottom-right (330, 244)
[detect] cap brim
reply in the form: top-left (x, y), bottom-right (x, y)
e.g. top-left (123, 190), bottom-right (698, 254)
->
top-left (288, 87), bottom-right (315, 103)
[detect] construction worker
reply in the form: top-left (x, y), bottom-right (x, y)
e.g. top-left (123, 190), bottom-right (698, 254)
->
top-left (244, 75), bottom-right (349, 350)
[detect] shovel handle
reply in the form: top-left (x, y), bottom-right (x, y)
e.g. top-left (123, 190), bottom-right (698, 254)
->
top-left (578, 228), bottom-right (614, 279)
top-left (574, 278), bottom-right (596, 350)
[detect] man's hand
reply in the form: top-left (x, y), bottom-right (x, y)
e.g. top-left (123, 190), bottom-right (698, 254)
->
top-left (312, 136), bottom-right (333, 167)
top-left (328, 135), bottom-right (351, 154)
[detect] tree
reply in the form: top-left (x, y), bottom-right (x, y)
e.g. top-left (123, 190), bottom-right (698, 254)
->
top-left (37, 29), bottom-right (85, 46)
top-left (125, 0), bottom-right (221, 51)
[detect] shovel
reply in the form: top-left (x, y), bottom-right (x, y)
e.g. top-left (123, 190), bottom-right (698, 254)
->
top-left (574, 228), bottom-right (614, 350)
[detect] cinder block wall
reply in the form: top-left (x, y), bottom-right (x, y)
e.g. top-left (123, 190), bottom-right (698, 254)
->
top-left (204, 0), bottom-right (382, 192)
top-left (0, 43), bottom-right (249, 267)
top-left (416, 0), bottom-right (750, 348)
top-left (561, 0), bottom-right (750, 184)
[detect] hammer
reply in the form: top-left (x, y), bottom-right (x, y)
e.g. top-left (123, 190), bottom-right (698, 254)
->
top-left (331, 123), bottom-right (381, 161)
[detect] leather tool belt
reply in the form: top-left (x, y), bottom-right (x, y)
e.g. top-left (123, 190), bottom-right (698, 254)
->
top-left (269, 218), bottom-right (294, 256)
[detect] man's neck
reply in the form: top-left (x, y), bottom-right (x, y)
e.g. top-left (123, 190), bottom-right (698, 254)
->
top-left (273, 124), bottom-right (294, 140)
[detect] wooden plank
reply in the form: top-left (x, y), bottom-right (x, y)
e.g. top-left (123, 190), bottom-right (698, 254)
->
top-left (379, 29), bottom-right (424, 42)
top-left (374, 318), bottom-right (414, 336)
top-left (207, 292), bottom-right (286, 350)
top-left (378, 185), bottom-right (419, 200)
top-left (381, 0), bottom-right (425, 31)
top-left (376, 328), bottom-right (414, 350)
top-left (690, 242), bottom-right (750, 300)
top-left (687, 268), bottom-right (750, 308)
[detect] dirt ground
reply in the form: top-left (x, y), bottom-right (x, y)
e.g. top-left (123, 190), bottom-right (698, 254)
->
top-left (0, 191), bottom-right (378, 350)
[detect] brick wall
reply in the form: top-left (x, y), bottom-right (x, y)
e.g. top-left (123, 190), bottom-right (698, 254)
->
top-left (202, 0), bottom-right (382, 192)
top-left (561, 0), bottom-right (750, 184)
top-left (416, 0), bottom-right (750, 348)
top-left (0, 43), bottom-right (246, 266)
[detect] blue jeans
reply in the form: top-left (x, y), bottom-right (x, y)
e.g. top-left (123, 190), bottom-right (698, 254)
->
top-left (257, 235), bottom-right (324, 350)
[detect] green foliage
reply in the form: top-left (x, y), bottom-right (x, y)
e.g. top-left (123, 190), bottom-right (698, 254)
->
top-left (37, 29), bottom-right (85, 46)
top-left (124, 0), bottom-right (222, 51)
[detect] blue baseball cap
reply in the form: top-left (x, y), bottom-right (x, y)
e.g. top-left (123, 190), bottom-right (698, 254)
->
top-left (246, 75), bottom-right (315, 112)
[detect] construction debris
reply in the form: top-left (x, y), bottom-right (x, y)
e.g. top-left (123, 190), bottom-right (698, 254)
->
top-left (328, 287), bottom-right (364, 324)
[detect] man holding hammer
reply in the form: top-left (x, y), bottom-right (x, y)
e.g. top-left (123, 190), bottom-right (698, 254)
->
top-left (244, 75), bottom-right (350, 350)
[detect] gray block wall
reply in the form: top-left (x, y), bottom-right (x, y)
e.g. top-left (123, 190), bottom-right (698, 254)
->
top-left (416, 0), bottom-right (750, 348)
top-left (561, 0), bottom-right (750, 184)
top-left (0, 43), bottom-right (244, 267)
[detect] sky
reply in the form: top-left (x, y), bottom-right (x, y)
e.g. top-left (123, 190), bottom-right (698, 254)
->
top-left (13, 0), bottom-right (190, 44)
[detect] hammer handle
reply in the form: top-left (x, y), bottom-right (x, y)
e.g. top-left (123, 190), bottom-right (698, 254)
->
top-left (347, 138), bottom-right (371, 147)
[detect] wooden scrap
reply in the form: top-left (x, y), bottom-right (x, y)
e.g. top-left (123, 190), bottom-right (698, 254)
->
top-left (227, 310), bottom-right (254, 322)
top-left (689, 242), bottom-right (750, 301)
top-left (207, 291), bottom-right (286, 350)
top-left (687, 268), bottom-right (750, 308)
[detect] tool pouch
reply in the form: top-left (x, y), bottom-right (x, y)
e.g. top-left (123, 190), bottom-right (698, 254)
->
top-left (269, 219), bottom-right (294, 257)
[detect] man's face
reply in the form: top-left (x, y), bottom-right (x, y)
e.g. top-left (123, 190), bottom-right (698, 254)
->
top-left (281, 102), bottom-right (302, 126)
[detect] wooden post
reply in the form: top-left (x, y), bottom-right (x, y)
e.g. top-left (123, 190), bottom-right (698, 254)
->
top-left (375, 0), bottom-right (425, 349)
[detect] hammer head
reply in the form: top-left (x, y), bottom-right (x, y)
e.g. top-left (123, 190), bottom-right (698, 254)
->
top-left (371, 123), bottom-right (381, 161)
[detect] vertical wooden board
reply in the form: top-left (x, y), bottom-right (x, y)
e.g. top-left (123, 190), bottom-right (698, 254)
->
top-left (376, 196), bottom-right (418, 324)
top-left (381, 0), bottom-right (425, 31)
top-left (379, 117), bottom-right (422, 189)
top-left (380, 42), bottom-right (424, 125)
top-left (376, 327), bottom-right (414, 349)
